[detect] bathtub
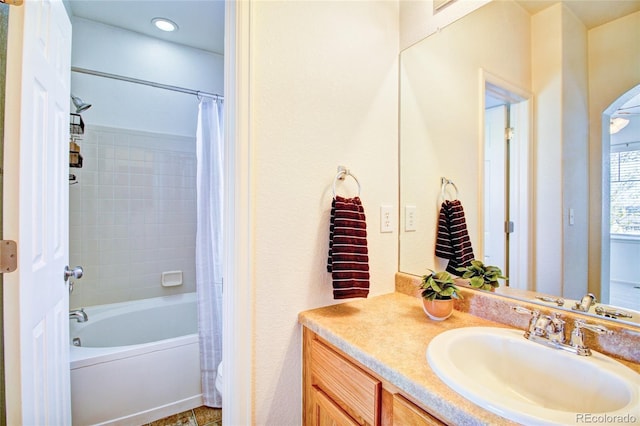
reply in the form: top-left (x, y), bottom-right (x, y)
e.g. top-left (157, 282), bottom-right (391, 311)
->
top-left (69, 293), bottom-right (202, 426)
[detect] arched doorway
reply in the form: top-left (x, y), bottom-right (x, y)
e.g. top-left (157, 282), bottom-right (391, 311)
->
top-left (602, 85), bottom-right (640, 310)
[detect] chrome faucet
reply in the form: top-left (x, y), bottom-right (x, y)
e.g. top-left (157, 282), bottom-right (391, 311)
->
top-left (546, 313), bottom-right (566, 344)
top-left (572, 293), bottom-right (597, 312)
top-left (511, 306), bottom-right (612, 356)
top-left (69, 308), bottom-right (88, 323)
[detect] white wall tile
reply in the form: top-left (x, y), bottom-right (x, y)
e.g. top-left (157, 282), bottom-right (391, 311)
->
top-left (70, 126), bottom-right (196, 307)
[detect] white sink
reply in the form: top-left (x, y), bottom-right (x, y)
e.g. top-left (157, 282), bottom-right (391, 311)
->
top-left (427, 327), bottom-right (640, 425)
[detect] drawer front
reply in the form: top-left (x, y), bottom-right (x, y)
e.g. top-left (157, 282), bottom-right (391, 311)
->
top-left (311, 337), bottom-right (381, 425)
top-left (312, 386), bottom-right (360, 426)
top-left (392, 394), bottom-right (445, 426)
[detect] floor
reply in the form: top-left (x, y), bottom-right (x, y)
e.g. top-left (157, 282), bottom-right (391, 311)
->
top-left (146, 406), bottom-right (221, 426)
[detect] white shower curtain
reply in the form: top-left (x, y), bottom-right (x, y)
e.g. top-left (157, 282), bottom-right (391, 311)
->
top-left (196, 97), bottom-right (224, 407)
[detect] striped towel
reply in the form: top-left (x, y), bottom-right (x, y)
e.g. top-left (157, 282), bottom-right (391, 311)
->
top-left (327, 196), bottom-right (370, 299)
top-left (435, 199), bottom-right (475, 275)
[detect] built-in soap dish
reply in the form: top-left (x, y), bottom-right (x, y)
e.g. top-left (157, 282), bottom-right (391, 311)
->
top-left (161, 270), bottom-right (183, 287)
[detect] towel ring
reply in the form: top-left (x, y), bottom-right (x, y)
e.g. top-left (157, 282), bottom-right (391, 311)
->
top-left (440, 177), bottom-right (459, 201)
top-left (333, 169), bottom-right (361, 198)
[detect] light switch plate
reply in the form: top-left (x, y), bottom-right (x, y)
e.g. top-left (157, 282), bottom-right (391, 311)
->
top-left (405, 205), bottom-right (417, 231)
top-left (380, 205), bottom-right (393, 233)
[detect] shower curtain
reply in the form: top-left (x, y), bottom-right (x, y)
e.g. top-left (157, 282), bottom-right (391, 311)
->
top-left (196, 97), bottom-right (224, 407)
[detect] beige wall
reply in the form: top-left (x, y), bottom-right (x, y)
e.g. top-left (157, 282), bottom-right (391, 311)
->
top-left (531, 3), bottom-right (590, 298)
top-left (399, 0), bottom-right (490, 50)
top-left (243, 2), bottom-right (639, 423)
top-left (560, 5), bottom-right (589, 298)
top-left (249, 1), bottom-right (399, 423)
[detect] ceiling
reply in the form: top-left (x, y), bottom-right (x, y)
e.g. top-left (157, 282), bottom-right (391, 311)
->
top-left (62, 0), bottom-right (640, 57)
top-left (64, 0), bottom-right (638, 114)
top-left (516, 0), bottom-right (640, 29)
top-left (63, 0), bottom-right (225, 55)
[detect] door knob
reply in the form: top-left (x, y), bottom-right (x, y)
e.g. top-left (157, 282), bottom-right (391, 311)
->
top-left (64, 265), bottom-right (83, 282)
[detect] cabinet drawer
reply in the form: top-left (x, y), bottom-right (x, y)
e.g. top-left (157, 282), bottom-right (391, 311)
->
top-left (310, 337), bottom-right (381, 425)
top-left (312, 386), bottom-right (360, 426)
top-left (392, 394), bottom-right (445, 426)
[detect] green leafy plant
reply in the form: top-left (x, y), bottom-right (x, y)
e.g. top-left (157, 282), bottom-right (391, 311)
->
top-left (456, 260), bottom-right (507, 290)
top-left (420, 270), bottom-right (462, 301)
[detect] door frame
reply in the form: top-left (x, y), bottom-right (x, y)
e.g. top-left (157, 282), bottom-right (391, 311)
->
top-left (0, 3), bottom-right (8, 423)
top-left (480, 70), bottom-right (533, 290)
top-left (0, 0), bottom-right (252, 423)
top-left (222, 1), bottom-right (253, 424)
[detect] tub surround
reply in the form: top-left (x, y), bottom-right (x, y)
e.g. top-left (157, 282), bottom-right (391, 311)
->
top-left (299, 275), bottom-right (640, 425)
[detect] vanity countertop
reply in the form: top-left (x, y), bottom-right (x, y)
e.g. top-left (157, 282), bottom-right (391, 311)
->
top-left (299, 291), bottom-right (517, 425)
top-left (298, 291), bottom-right (640, 425)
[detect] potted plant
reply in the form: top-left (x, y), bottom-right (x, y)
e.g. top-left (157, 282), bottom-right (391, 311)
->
top-left (456, 260), bottom-right (507, 291)
top-left (419, 270), bottom-right (462, 321)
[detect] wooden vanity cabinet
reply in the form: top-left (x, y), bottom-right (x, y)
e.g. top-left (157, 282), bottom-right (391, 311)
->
top-left (303, 328), bottom-right (446, 426)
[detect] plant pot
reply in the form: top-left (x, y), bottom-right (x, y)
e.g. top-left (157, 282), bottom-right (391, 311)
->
top-left (422, 299), bottom-right (454, 321)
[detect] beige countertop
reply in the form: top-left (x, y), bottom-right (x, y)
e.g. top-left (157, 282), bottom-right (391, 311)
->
top-left (298, 292), bottom-right (520, 425)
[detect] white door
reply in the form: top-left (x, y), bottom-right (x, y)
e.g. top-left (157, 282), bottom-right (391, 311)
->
top-left (484, 105), bottom-right (507, 272)
top-left (3, 0), bottom-right (72, 424)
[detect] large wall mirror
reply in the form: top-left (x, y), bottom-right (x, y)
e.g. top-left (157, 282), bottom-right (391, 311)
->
top-left (399, 0), bottom-right (640, 326)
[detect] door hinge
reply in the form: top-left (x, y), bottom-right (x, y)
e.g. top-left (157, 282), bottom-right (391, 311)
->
top-left (505, 221), bottom-right (514, 234)
top-left (0, 240), bottom-right (17, 273)
top-left (505, 127), bottom-right (514, 141)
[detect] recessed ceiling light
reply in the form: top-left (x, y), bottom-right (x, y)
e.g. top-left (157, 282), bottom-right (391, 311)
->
top-left (152, 17), bottom-right (178, 32)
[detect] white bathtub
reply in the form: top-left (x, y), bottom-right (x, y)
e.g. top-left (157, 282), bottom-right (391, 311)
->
top-left (70, 293), bottom-right (203, 426)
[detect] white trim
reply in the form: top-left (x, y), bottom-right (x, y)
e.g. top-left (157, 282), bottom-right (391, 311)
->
top-left (222, 1), bottom-right (253, 424)
top-left (610, 234), bottom-right (640, 243)
top-left (600, 111), bottom-right (612, 303)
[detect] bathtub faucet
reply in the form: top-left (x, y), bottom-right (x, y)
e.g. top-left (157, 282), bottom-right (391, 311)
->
top-left (69, 308), bottom-right (88, 323)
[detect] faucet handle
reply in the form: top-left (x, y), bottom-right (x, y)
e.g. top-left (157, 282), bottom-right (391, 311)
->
top-left (512, 306), bottom-right (536, 316)
top-left (572, 293), bottom-right (597, 312)
top-left (574, 319), bottom-right (612, 335)
top-left (511, 306), bottom-right (540, 337)
top-left (570, 319), bottom-right (612, 356)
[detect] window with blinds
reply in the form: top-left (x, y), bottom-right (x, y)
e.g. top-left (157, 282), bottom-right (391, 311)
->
top-left (610, 147), bottom-right (640, 235)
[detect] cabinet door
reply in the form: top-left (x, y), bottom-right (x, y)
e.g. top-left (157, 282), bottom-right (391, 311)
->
top-left (392, 394), bottom-right (445, 426)
top-left (310, 336), bottom-right (381, 425)
top-left (312, 386), bottom-right (360, 426)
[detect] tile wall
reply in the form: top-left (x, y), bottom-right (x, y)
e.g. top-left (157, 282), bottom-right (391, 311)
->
top-left (69, 125), bottom-right (197, 308)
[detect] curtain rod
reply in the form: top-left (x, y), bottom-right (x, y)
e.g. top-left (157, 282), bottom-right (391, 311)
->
top-left (71, 66), bottom-right (223, 100)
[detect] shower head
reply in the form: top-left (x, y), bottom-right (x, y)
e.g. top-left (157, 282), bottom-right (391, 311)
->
top-left (71, 95), bottom-right (92, 113)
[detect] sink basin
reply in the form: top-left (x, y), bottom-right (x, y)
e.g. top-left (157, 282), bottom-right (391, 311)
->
top-left (427, 327), bottom-right (640, 425)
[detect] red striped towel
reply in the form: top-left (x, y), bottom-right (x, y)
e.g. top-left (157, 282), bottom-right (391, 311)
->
top-left (435, 199), bottom-right (475, 275)
top-left (327, 196), bottom-right (369, 299)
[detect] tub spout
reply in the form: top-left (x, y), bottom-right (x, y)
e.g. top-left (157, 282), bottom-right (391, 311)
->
top-left (69, 308), bottom-right (88, 323)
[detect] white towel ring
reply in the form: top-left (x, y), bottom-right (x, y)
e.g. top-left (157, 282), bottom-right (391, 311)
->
top-left (333, 169), bottom-right (361, 198)
top-left (440, 177), bottom-right (459, 201)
